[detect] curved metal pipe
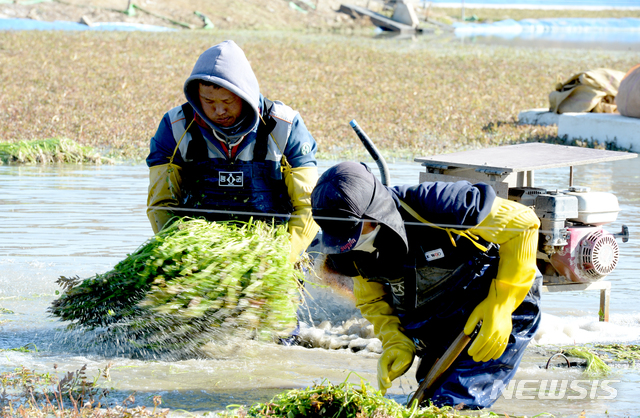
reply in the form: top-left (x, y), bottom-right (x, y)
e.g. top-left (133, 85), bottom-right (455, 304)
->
top-left (349, 119), bottom-right (391, 186)
top-left (546, 352), bottom-right (571, 369)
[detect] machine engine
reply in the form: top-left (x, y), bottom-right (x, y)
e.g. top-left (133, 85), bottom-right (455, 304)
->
top-left (509, 186), bottom-right (628, 284)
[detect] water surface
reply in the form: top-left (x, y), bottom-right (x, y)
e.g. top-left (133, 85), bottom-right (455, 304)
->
top-left (1, 156), bottom-right (639, 416)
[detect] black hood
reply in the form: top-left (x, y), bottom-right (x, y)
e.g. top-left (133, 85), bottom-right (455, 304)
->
top-left (311, 162), bottom-right (408, 255)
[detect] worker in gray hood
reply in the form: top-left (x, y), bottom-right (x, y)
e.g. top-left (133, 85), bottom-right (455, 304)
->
top-left (311, 162), bottom-right (542, 409)
top-left (183, 40), bottom-right (262, 143)
top-left (146, 40), bottom-right (319, 263)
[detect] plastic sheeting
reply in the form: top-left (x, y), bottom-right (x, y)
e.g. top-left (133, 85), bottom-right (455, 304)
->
top-left (0, 17), bottom-right (176, 31)
top-left (454, 17), bottom-right (640, 43)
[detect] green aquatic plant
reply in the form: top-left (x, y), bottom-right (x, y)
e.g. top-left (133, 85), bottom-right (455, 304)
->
top-left (563, 347), bottom-right (611, 377)
top-left (0, 343), bottom-right (38, 353)
top-left (0, 138), bottom-right (108, 164)
top-left (0, 364), bottom-right (169, 417)
top-left (1, 364), bottom-right (107, 406)
top-left (561, 343), bottom-right (640, 375)
top-left (593, 343), bottom-right (640, 365)
top-left (49, 218), bottom-right (302, 353)
top-left (0, 306), bottom-right (14, 326)
top-left (234, 378), bottom-right (505, 418)
top-left (2, 365), bottom-right (547, 418)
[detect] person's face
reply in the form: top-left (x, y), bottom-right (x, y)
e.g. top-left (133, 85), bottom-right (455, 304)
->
top-left (198, 84), bottom-right (244, 127)
top-left (362, 221), bottom-right (378, 234)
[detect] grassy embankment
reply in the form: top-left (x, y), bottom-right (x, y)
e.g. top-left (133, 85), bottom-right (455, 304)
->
top-left (1, 27), bottom-right (638, 163)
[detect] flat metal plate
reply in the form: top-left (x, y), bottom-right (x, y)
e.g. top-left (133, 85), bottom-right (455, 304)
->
top-left (415, 143), bottom-right (637, 173)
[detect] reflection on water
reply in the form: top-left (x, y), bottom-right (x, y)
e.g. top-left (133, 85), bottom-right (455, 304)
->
top-left (0, 165), bottom-right (150, 257)
top-left (375, 30), bottom-right (640, 52)
top-left (1, 157), bottom-right (639, 416)
top-left (455, 34), bottom-right (640, 51)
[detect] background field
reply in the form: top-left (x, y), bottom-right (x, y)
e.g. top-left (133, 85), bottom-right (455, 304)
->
top-left (4, 0), bottom-right (640, 30)
top-left (1, 1), bottom-right (639, 161)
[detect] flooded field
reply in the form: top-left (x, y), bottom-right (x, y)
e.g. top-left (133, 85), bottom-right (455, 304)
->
top-left (1, 156), bottom-right (639, 416)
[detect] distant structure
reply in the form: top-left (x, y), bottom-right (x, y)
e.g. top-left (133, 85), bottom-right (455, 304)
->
top-left (391, 0), bottom-right (419, 28)
top-left (338, 1), bottom-right (422, 33)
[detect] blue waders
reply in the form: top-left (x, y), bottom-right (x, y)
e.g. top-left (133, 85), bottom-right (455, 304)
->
top-left (399, 256), bottom-right (542, 409)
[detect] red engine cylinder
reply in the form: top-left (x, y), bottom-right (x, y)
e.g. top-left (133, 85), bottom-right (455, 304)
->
top-left (549, 226), bottom-right (619, 283)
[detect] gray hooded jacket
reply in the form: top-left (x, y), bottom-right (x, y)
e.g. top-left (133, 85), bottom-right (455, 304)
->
top-left (183, 40), bottom-right (260, 142)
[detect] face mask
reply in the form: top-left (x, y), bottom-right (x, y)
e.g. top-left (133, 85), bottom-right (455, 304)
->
top-left (352, 224), bottom-right (380, 253)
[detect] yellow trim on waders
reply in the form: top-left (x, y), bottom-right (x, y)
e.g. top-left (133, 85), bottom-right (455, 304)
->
top-left (398, 199), bottom-right (489, 253)
top-left (259, 113), bottom-right (292, 174)
top-left (169, 118), bottom-right (197, 165)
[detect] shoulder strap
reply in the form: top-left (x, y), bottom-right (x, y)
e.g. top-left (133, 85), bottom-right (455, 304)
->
top-left (253, 98), bottom-right (277, 162)
top-left (398, 199), bottom-right (489, 252)
top-left (181, 103), bottom-right (208, 162)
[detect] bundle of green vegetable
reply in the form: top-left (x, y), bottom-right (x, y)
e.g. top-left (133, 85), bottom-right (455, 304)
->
top-left (49, 218), bottom-right (302, 354)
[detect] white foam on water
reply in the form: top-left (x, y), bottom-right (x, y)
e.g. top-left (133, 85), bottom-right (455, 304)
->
top-left (533, 312), bottom-right (640, 346)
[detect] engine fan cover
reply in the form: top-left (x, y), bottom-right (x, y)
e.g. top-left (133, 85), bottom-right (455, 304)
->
top-left (549, 226), bottom-right (619, 283)
top-left (579, 230), bottom-right (619, 280)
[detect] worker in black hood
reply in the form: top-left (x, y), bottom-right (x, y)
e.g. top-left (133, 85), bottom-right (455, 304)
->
top-left (311, 161), bottom-right (542, 409)
top-left (146, 40), bottom-right (319, 264)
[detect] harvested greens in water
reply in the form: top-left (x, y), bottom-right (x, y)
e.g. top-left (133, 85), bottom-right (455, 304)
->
top-left (242, 380), bottom-right (467, 418)
top-left (49, 218), bottom-right (301, 353)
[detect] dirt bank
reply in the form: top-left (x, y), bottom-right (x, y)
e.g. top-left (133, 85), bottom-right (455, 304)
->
top-left (0, 0), bottom-right (380, 31)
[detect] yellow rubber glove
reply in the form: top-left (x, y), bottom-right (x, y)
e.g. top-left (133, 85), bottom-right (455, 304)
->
top-left (147, 163), bottom-right (183, 234)
top-left (353, 276), bottom-right (415, 394)
top-left (464, 197), bottom-right (540, 362)
top-left (283, 165), bottom-right (320, 264)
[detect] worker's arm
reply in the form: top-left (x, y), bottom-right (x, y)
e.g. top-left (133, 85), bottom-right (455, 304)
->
top-left (146, 113), bottom-right (185, 234)
top-left (353, 276), bottom-right (415, 394)
top-left (282, 113), bottom-right (319, 263)
top-left (464, 197), bottom-right (540, 362)
top-left (283, 165), bottom-right (320, 263)
top-left (147, 163), bottom-right (183, 234)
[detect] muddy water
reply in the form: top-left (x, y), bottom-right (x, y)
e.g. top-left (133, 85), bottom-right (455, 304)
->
top-left (1, 157), bottom-right (639, 416)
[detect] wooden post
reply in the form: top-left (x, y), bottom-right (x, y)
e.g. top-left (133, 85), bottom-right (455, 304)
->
top-left (600, 287), bottom-right (610, 322)
top-left (569, 166), bottom-right (574, 187)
